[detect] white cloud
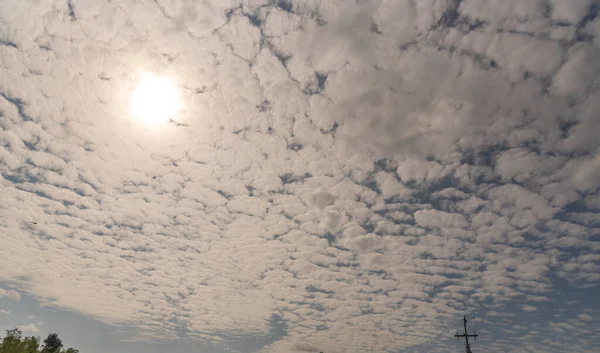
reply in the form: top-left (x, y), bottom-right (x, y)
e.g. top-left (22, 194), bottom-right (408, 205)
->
top-left (1, 1), bottom-right (600, 353)
top-left (16, 324), bottom-right (40, 333)
top-left (550, 0), bottom-right (593, 24)
top-left (415, 209), bottom-right (469, 230)
top-left (0, 287), bottom-right (21, 301)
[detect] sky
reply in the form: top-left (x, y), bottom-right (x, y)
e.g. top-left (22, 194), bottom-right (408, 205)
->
top-left (1, 0), bottom-right (600, 353)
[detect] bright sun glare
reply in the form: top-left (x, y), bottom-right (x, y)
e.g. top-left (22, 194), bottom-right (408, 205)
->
top-left (130, 73), bottom-right (180, 127)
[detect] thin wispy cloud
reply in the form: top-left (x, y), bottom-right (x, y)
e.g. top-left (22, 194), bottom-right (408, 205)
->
top-left (0, 287), bottom-right (21, 301)
top-left (16, 323), bottom-right (41, 333)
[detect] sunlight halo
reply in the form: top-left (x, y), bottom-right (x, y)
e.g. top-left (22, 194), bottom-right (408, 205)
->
top-left (130, 73), bottom-right (180, 127)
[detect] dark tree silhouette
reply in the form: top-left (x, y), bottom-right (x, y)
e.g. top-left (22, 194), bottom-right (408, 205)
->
top-left (22, 335), bottom-right (40, 353)
top-left (0, 329), bottom-right (24, 353)
top-left (1, 329), bottom-right (78, 353)
top-left (41, 334), bottom-right (62, 353)
top-left (1, 329), bottom-right (40, 353)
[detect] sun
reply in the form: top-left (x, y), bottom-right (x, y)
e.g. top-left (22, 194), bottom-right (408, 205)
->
top-left (130, 73), bottom-right (180, 127)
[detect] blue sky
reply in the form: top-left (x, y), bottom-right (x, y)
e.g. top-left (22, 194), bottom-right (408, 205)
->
top-left (1, 0), bottom-right (600, 353)
top-left (3, 281), bottom-right (599, 353)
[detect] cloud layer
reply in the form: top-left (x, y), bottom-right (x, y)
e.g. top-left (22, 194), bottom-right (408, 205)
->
top-left (0, 287), bottom-right (21, 301)
top-left (1, 0), bottom-right (600, 352)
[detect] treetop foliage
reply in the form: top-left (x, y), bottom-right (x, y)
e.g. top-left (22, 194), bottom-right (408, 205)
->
top-left (0, 329), bottom-right (78, 353)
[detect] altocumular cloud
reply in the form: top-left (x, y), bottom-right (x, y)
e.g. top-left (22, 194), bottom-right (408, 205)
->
top-left (1, 1), bottom-right (599, 352)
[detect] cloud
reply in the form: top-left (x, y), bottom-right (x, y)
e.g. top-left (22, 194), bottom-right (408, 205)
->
top-left (16, 323), bottom-right (40, 333)
top-left (0, 287), bottom-right (21, 301)
top-left (0, 0), bottom-right (600, 353)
